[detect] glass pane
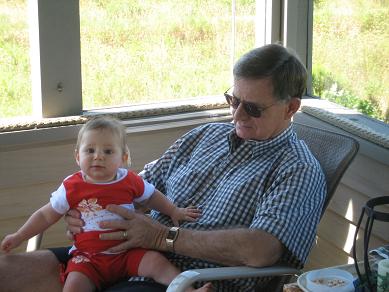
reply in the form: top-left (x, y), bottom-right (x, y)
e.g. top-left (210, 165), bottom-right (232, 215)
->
top-left (0, 0), bottom-right (32, 119)
top-left (80, 0), bottom-right (255, 110)
top-left (312, 0), bottom-right (389, 123)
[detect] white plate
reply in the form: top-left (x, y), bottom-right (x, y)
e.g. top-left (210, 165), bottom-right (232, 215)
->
top-left (297, 271), bottom-right (311, 292)
top-left (297, 269), bottom-right (355, 292)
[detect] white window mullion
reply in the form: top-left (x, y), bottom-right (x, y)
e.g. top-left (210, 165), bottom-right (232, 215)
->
top-left (282, 0), bottom-right (313, 94)
top-left (255, 0), bottom-right (282, 47)
top-left (28, 0), bottom-right (82, 118)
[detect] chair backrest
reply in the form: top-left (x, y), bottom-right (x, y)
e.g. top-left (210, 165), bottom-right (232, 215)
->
top-left (265, 123), bottom-right (360, 292)
top-left (292, 122), bottom-right (359, 217)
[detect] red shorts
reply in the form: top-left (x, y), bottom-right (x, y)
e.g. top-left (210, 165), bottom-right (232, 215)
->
top-left (64, 248), bottom-right (147, 289)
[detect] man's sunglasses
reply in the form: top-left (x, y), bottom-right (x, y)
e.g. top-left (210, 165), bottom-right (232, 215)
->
top-left (224, 88), bottom-right (277, 118)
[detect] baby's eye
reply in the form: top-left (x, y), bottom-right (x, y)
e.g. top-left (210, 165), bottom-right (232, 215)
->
top-left (86, 148), bottom-right (95, 154)
top-left (104, 149), bottom-right (113, 155)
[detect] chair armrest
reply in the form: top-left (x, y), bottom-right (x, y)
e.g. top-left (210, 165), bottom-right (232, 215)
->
top-left (26, 233), bottom-right (43, 252)
top-left (166, 265), bottom-right (300, 292)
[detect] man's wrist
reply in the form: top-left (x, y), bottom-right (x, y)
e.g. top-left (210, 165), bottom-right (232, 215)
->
top-left (166, 226), bottom-right (180, 252)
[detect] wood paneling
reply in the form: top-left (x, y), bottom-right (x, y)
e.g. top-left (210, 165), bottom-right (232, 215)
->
top-left (0, 113), bottom-right (388, 272)
top-left (0, 124), bottom-right (199, 253)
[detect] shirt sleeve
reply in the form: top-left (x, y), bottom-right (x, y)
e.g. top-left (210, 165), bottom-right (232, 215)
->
top-left (50, 183), bottom-right (70, 215)
top-left (133, 178), bottom-right (155, 203)
top-left (250, 162), bottom-right (326, 265)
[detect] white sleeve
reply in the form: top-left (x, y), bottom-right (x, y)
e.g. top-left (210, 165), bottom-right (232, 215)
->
top-left (50, 183), bottom-right (70, 214)
top-left (133, 179), bottom-right (155, 203)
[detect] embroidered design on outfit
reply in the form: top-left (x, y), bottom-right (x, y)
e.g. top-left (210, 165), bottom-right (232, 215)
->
top-left (77, 198), bottom-right (103, 215)
top-left (72, 255), bottom-right (91, 264)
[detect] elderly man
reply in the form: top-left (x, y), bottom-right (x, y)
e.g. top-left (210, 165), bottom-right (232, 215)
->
top-left (0, 44), bottom-right (326, 291)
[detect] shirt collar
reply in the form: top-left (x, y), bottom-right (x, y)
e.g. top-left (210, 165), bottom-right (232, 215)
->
top-left (228, 123), bottom-right (294, 156)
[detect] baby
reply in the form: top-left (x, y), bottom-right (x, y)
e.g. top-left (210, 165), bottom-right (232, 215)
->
top-left (1, 116), bottom-right (211, 291)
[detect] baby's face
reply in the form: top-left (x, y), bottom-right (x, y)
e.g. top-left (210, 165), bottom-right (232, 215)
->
top-left (75, 129), bottom-right (127, 183)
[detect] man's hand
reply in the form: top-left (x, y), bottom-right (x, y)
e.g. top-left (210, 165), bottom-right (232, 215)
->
top-left (170, 206), bottom-right (201, 226)
top-left (64, 209), bottom-right (84, 240)
top-left (99, 204), bottom-right (168, 253)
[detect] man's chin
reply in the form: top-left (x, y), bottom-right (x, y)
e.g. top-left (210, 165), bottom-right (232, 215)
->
top-left (236, 130), bottom-right (252, 140)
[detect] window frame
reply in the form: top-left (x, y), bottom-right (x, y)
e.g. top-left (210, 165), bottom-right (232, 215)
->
top-left (29, 0), bottom-right (312, 118)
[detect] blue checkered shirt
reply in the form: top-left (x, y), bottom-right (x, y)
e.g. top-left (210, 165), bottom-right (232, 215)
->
top-left (136, 122), bottom-right (326, 291)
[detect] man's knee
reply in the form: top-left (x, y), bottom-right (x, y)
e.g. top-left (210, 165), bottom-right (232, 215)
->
top-left (0, 250), bottom-right (62, 291)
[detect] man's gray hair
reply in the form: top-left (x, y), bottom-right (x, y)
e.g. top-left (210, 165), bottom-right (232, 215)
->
top-left (233, 44), bottom-right (307, 101)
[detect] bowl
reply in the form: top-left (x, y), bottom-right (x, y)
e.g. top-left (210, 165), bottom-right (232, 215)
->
top-left (306, 268), bottom-right (355, 292)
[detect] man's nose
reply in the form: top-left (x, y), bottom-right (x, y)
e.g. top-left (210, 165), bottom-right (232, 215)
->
top-left (233, 103), bottom-right (248, 118)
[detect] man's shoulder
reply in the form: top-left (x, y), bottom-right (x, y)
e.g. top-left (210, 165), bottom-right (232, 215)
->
top-left (284, 137), bottom-right (325, 179)
top-left (191, 122), bottom-right (233, 137)
top-left (176, 122), bottom-right (232, 151)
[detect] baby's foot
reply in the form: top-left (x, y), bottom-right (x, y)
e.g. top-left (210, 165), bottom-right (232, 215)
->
top-left (188, 282), bottom-right (213, 292)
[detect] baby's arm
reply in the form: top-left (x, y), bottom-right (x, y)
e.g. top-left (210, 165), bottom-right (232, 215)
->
top-left (143, 190), bottom-right (201, 226)
top-left (1, 202), bottom-right (62, 253)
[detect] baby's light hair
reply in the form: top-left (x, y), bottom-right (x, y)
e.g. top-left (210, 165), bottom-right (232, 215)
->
top-left (76, 115), bottom-right (131, 167)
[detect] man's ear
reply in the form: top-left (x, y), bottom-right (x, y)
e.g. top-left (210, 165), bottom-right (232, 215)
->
top-left (285, 97), bottom-right (301, 119)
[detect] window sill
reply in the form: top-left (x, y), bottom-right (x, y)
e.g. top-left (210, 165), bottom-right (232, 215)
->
top-left (0, 97), bottom-right (230, 149)
top-left (296, 98), bottom-right (389, 165)
top-left (300, 98), bottom-right (389, 149)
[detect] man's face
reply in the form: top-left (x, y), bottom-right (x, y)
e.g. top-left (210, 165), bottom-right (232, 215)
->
top-left (231, 78), bottom-right (300, 141)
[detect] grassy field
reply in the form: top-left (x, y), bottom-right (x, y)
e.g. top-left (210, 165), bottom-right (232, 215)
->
top-left (0, 0), bottom-right (255, 118)
top-left (0, 0), bottom-right (388, 123)
top-left (312, 0), bottom-right (389, 122)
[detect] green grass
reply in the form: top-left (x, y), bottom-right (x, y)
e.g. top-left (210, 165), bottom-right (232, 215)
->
top-left (0, 0), bottom-right (388, 123)
top-left (312, 0), bottom-right (389, 122)
top-left (0, 1), bottom-right (32, 117)
top-left (79, 0), bottom-right (254, 109)
top-left (0, 0), bottom-right (255, 118)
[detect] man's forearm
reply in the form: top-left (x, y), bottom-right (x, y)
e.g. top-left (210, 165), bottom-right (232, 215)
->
top-left (161, 227), bottom-right (283, 267)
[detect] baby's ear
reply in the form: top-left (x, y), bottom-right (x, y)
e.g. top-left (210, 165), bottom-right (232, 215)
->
top-left (122, 152), bottom-right (130, 168)
top-left (123, 146), bottom-right (131, 168)
top-left (74, 149), bottom-right (80, 165)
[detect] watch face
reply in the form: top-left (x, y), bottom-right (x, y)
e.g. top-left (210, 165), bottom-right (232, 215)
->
top-left (167, 228), bottom-right (178, 240)
top-left (167, 229), bottom-right (176, 239)
top-left (167, 227), bottom-right (179, 241)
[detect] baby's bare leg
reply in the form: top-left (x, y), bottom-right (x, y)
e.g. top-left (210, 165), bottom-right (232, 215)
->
top-left (63, 271), bottom-right (95, 292)
top-left (137, 251), bottom-right (213, 292)
top-left (138, 250), bottom-right (180, 286)
top-left (0, 249), bottom-right (62, 292)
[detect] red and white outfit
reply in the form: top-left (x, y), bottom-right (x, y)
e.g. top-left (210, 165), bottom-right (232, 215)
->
top-left (50, 168), bottom-right (155, 289)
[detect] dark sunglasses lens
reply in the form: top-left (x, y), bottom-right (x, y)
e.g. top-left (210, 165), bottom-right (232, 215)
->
top-left (225, 93), bottom-right (262, 117)
top-left (244, 103), bottom-right (262, 117)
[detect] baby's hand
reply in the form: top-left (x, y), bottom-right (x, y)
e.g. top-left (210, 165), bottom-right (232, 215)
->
top-left (170, 206), bottom-right (201, 226)
top-left (1, 233), bottom-right (22, 253)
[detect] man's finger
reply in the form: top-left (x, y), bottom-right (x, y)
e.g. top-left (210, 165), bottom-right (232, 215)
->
top-left (106, 241), bottom-right (131, 253)
top-left (99, 230), bottom-right (127, 241)
top-left (67, 209), bottom-right (82, 219)
top-left (66, 230), bottom-right (75, 241)
top-left (106, 204), bottom-right (135, 219)
top-left (99, 219), bottom-right (130, 230)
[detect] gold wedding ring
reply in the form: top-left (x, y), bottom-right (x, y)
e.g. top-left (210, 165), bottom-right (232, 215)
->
top-left (122, 231), bottom-right (128, 240)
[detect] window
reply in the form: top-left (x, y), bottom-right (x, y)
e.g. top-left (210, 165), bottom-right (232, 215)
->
top-left (80, 0), bottom-right (255, 110)
top-left (312, 0), bottom-right (389, 123)
top-left (0, 0), bottom-right (32, 119)
top-left (1, 0), bottom-right (256, 119)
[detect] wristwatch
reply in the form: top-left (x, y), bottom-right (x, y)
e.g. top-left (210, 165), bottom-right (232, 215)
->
top-left (166, 226), bottom-right (180, 252)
